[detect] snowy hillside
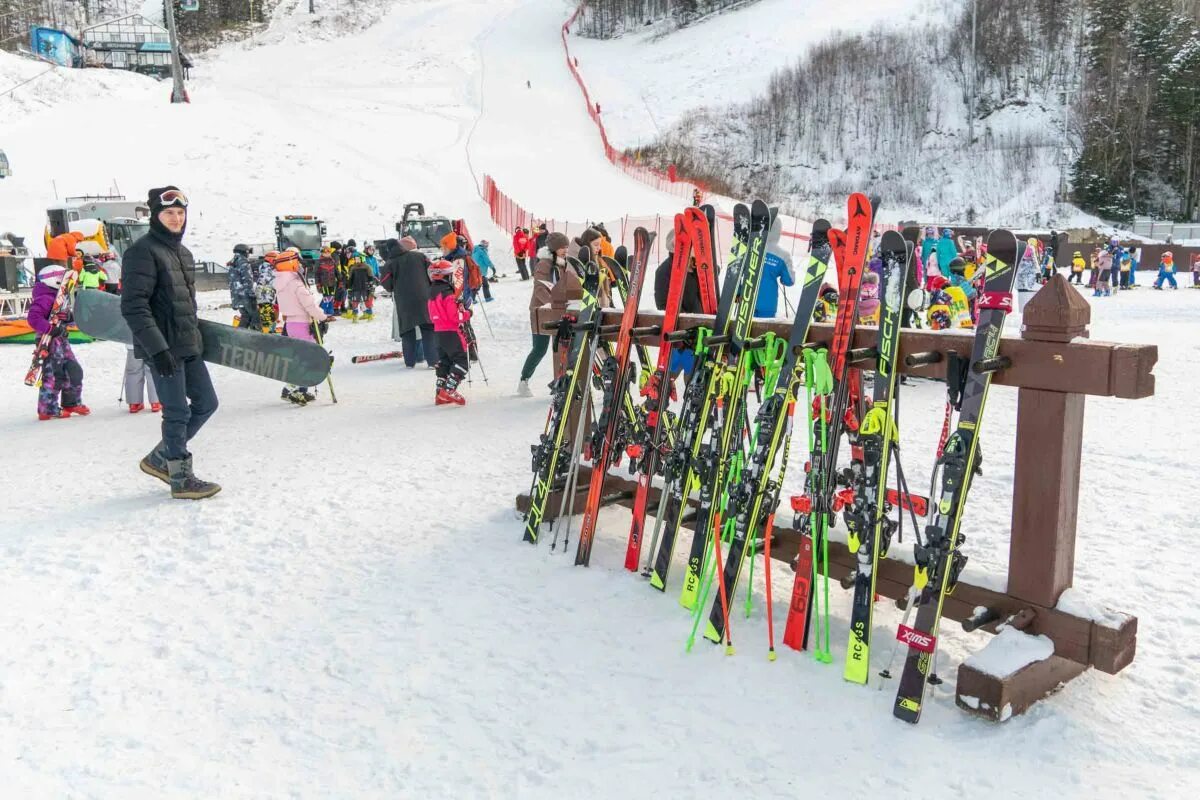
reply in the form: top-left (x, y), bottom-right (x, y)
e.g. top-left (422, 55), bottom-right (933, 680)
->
top-left (570, 0), bottom-right (1096, 228)
top-left (0, 0), bottom-right (678, 263)
top-left (1, 1), bottom-right (1198, 797)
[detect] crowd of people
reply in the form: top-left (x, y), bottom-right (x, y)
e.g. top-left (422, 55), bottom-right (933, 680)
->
top-left (23, 188), bottom-right (1198, 501)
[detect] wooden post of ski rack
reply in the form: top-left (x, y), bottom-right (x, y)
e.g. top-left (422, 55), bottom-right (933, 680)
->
top-left (516, 274), bottom-right (1156, 721)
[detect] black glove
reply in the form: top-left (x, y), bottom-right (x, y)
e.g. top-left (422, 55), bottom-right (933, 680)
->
top-left (48, 322), bottom-right (66, 339)
top-left (152, 350), bottom-right (178, 378)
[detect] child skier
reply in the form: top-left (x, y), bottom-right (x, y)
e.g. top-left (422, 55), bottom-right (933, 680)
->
top-left (272, 249), bottom-right (334, 405)
top-left (316, 247), bottom-right (337, 315)
top-left (255, 252), bottom-right (278, 332)
top-left (1154, 251), bottom-right (1179, 289)
top-left (124, 344), bottom-right (160, 413)
top-left (347, 252), bottom-right (374, 321)
top-left (1070, 251), bottom-right (1086, 285)
top-left (428, 259), bottom-right (470, 406)
top-left (1094, 248), bottom-right (1112, 296)
top-left (27, 264), bottom-right (88, 420)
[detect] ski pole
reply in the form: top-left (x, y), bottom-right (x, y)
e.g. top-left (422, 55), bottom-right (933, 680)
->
top-left (781, 286), bottom-right (794, 318)
top-left (311, 321), bottom-right (338, 404)
top-left (551, 334), bottom-right (601, 552)
top-left (473, 289), bottom-right (496, 338)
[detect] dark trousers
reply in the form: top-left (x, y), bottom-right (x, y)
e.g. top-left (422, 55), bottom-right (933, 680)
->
top-left (236, 301), bottom-right (260, 331)
top-left (401, 324), bottom-right (438, 368)
top-left (150, 355), bottom-right (219, 460)
top-left (434, 330), bottom-right (469, 388)
top-left (480, 275), bottom-right (493, 301)
top-left (1069, 271), bottom-right (1083, 284)
top-left (520, 333), bottom-right (551, 381)
top-left (515, 257), bottom-right (530, 280)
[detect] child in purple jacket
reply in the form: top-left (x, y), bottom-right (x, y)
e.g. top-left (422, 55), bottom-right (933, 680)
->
top-left (27, 264), bottom-right (88, 420)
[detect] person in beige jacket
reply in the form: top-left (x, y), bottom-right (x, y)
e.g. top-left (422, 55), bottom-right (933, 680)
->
top-left (518, 232), bottom-right (572, 396)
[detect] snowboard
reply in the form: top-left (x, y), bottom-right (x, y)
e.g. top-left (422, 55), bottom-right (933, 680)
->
top-left (74, 289), bottom-right (333, 387)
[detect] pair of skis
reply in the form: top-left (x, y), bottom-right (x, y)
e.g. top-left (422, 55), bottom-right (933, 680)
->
top-left (624, 207), bottom-right (717, 572)
top-left (24, 268), bottom-right (80, 387)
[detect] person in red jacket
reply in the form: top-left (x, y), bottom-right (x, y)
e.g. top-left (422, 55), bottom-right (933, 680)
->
top-left (525, 227), bottom-right (538, 267)
top-left (512, 227), bottom-right (531, 281)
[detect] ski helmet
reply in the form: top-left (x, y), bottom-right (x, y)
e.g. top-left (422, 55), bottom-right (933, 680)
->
top-left (330, 241), bottom-right (342, 250)
top-left (948, 257), bottom-right (966, 274)
top-left (428, 259), bottom-right (456, 280)
top-left (272, 250), bottom-right (302, 271)
top-left (233, 243), bottom-right (251, 255)
top-left (347, 239), bottom-right (357, 248)
top-left (1164, 250), bottom-right (1174, 259)
top-left (925, 226), bottom-right (936, 237)
top-left (37, 264), bottom-right (68, 288)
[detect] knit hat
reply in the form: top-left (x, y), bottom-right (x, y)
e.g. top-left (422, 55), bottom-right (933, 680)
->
top-left (399, 236), bottom-right (418, 252)
top-left (546, 232), bottom-right (570, 252)
top-left (440, 231), bottom-right (459, 252)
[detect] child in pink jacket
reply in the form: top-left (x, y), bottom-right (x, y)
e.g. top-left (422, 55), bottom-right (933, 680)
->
top-left (272, 248), bottom-right (334, 405)
top-left (427, 259), bottom-right (470, 406)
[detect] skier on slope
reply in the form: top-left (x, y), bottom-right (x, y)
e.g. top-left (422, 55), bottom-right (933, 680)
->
top-left (1154, 250), bottom-right (1179, 289)
top-left (273, 248), bottom-right (335, 405)
top-left (473, 239), bottom-right (499, 281)
top-left (1070, 251), bottom-right (1087, 285)
top-left (428, 259), bottom-right (470, 406)
top-left (227, 244), bottom-right (259, 330)
top-left (347, 250), bottom-right (374, 321)
top-left (755, 215), bottom-right (795, 319)
top-left (120, 186), bottom-right (219, 500)
top-left (935, 227), bottom-right (960, 275)
top-left (512, 227), bottom-right (531, 280)
top-left (27, 264), bottom-right (89, 421)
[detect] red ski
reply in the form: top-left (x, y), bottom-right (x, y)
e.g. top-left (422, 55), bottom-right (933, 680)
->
top-left (624, 216), bottom-right (690, 570)
top-left (575, 228), bottom-right (655, 567)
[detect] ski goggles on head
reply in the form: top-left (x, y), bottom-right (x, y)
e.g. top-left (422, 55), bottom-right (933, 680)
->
top-left (158, 189), bottom-right (188, 208)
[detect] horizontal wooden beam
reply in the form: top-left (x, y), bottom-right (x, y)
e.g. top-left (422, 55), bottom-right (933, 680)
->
top-left (533, 308), bottom-right (1158, 399)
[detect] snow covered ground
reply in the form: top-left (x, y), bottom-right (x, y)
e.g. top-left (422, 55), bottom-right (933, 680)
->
top-left (1, 1), bottom-right (1198, 797)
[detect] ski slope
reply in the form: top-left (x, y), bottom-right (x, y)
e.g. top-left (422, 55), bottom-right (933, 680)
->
top-left (1, 2), bottom-right (1198, 797)
top-left (0, 0), bottom-right (678, 263)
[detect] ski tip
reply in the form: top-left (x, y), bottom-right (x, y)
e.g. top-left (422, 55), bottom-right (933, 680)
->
top-left (703, 621), bottom-right (721, 644)
top-left (649, 573), bottom-right (666, 591)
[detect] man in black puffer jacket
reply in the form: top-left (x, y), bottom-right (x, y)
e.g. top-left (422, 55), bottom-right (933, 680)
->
top-left (120, 185), bottom-right (220, 499)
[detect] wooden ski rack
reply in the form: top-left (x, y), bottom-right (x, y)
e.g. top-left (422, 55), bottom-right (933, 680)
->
top-left (518, 275), bottom-right (1156, 721)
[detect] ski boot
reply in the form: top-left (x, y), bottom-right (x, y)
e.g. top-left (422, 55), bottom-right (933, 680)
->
top-left (151, 402), bottom-right (162, 412)
top-left (285, 387), bottom-right (311, 406)
top-left (37, 409), bottom-right (67, 421)
top-left (139, 444), bottom-right (170, 485)
top-left (129, 403), bottom-right (145, 414)
top-left (62, 404), bottom-right (91, 416)
top-left (167, 455), bottom-right (221, 500)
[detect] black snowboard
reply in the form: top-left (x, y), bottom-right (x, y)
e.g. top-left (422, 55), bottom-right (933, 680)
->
top-left (75, 290), bottom-right (332, 387)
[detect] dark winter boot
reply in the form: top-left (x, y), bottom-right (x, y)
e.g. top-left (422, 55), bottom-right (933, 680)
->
top-left (167, 455), bottom-right (221, 500)
top-left (140, 443), bottom-right (170, 485)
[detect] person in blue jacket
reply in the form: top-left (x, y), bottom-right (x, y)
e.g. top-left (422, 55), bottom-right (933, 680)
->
top-left (936, 227), bottom-right (959, 273)
top-left (472, 239), bottom-right (498, 281)
top-left (755, 216), bottom-right (795, 317)
top-left (920, 226), bottom-right (938, 267)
